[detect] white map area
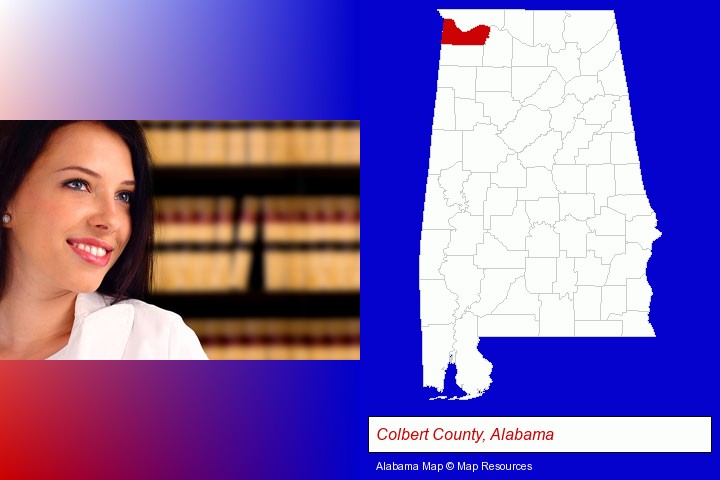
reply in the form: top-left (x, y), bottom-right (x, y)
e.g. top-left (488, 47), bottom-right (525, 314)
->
top-left (420, 10), bottom-right (661, 400)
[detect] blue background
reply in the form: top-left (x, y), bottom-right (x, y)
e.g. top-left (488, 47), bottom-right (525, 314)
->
top-left (361, 0), bottom-right (718, 477)
top-left (0, 0), bottom-right (716, 478)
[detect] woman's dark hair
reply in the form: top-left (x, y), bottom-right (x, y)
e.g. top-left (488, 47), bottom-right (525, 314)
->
top-left (0, 121), bottom-right (154, 302)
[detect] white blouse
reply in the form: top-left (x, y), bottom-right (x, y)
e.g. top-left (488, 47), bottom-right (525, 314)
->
top-left (47, 292), bottom-right (208, 360)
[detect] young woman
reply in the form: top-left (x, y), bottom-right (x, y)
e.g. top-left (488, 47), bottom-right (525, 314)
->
top-left (0, 121), bottom-right (207, 359)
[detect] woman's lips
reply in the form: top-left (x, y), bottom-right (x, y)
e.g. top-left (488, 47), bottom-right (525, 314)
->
top-left (67, 240), bottom-right (112, 267)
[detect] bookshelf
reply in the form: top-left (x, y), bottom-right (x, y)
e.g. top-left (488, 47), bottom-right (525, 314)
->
top-left (142, 121), bottom-right (360, 359)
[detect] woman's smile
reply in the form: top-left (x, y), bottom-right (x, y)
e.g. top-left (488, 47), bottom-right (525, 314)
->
top-left (0, 121), bottom-right (207, 360)
top-left (3, 122), bottom-right (134, 293)
top-left (67, 237), bottom-right (115, 267)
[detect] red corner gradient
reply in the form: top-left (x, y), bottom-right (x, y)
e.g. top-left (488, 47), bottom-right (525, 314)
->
top-left (441, 19), bottom-right (490, 45)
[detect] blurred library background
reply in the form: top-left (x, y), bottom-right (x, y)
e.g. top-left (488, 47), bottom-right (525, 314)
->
top-left (142, 121), bottom-right (360, 359)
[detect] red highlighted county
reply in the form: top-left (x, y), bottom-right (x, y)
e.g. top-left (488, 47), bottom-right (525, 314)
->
top-left (441, 19), bottom-right (490, 45)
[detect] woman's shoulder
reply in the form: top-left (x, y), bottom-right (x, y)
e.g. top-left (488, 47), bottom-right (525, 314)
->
top-left (84, 293), bottom-right (208, 359)
top-left (88, 293), bottom-right (183, 331)
top-left (115, 296), bottom-right (183, 324)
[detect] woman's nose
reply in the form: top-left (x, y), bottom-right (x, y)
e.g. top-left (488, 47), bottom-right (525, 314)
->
top-left (89, 194), bottom-right (122, 232)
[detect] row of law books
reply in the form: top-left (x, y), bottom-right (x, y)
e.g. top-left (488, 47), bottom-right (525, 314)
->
top-left (152, 196), bottom-right (360, 292)
top-left (155, 196), bottom-right (360, 244)
top-left (153, 250), bottom-right (359, 292)
top-left (142, 121), bottom-right (360, 166)
top-left (186, 318), bottom-right (360, 360)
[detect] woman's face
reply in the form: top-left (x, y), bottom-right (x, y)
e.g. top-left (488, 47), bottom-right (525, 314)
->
top-left (4, 122), bottom-right (134, 295)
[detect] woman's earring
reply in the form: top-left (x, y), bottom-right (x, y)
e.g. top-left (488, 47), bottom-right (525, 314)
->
top-left (2, 214), bottom-right (10, 224)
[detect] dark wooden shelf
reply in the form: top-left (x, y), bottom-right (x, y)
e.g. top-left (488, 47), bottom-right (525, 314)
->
top-left (152, 166), bottom-right (359, 195)
top-left (147, 292), bottom-right (360, 318)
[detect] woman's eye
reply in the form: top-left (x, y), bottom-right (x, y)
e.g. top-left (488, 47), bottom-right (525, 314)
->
top-left (116, 191), bottom-right (133, 204)
top-left (64, 179), bottom-right (89, 191)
